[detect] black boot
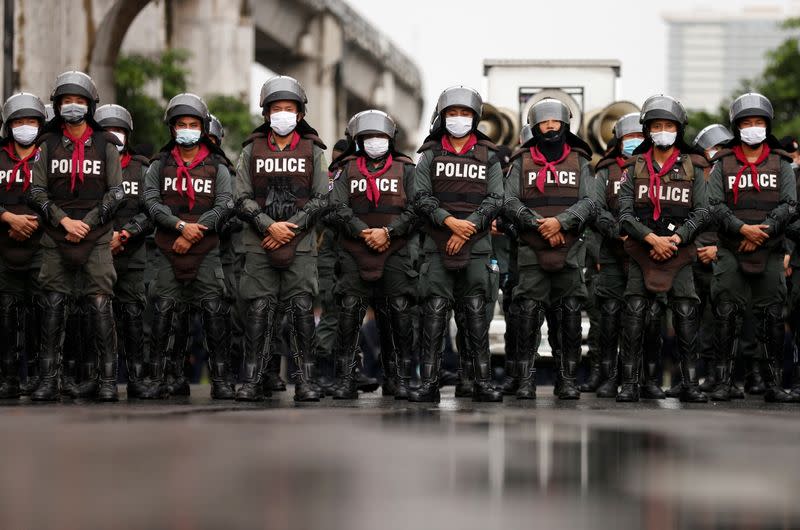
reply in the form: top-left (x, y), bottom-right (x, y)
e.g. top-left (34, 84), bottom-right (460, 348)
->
top-left (139, 297), bottom-right (173, 400)
top-left (745, 356), bottom-right (767, 395)
top-left (409, 297), bottom-right (449, 403)
top-left (463, 296), bottom-right (502, 402)
top-left (87, 295), bottom-right (119, 402)
top-left (19, 298), bottom-right (42, 395)
top-left (59, 301), bottom-right (82, 398)
top-left (515, 299), bottom-right (544, 400)
top-left (375, 298), bottom-right (398, 397)
top-left (202, 298), bottom-right (235, 400)
top-left (388, 296), bottom-right (414, 400)
top-left (118, 302), bottom-right (148, 399)
top-left (31, 292), bottom-right (67, 401)
top-left (578, 356), bottom-right (602, 392)
top-left (617, 296), bottom-right (647, 402)
top-left (453, 304), bottom-right (474, 398)
top-left (708, 301), bottom-right (738, 401)
top-left (671, 300), bottom-right (707, 403)
top-left (546, 306), bottom-right (562, 395)
top-left (265, 353), bottom-right (286, 392)
top-left (165, 304), bottom-right (191, 396)
top-left (288, 294), bottom-right (321, 402)
top-left (760, 304), bottom-right (800, 403)
top-left (596, 297), bottom-right (622, 398)
top-left (235, 297), bottom-right (276, 401)
top-left (0, 295), bottom-right (21, 399)
top-left (332, 296), bottom-right (367, 400)
top-left (640, 300), bottom-right (665, 399)
top-left (555, 297), bottom-right (582, 400)
top-left (76, 300), bottom-right (101, 399)
top-left (499, 299), bottom-right (520, 395)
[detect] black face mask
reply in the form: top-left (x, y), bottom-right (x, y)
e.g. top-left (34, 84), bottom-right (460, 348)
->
top-left (534, 126), bottom-right (567, 161)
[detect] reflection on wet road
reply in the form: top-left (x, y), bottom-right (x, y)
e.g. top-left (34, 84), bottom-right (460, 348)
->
top-left (1, 387), bottom-right (798, 529)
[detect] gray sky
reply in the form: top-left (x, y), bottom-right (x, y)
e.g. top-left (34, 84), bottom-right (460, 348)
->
top-left (345, 0), bottom-right (794, 129)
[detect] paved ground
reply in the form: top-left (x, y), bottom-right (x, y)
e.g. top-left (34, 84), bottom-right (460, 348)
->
top-left (1, 386), bottom-right (799, 530)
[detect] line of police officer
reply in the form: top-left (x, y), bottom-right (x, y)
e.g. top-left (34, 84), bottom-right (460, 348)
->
top-left (1, 68), bottom-right (799, 404)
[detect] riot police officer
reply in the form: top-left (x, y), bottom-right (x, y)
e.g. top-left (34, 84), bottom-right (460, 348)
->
top-left (591, 112), bottom-right (643, 398)
top-left (504, 98), bottom-right (596, 400)
top-left (616, 95), bottom-right (709, 403)
top-left (708, 93), bottom-right (799, 403)
top-left (142, 93), bottom-right (234, 400)
top-left (411, 86), bottom-right (503, 403)
top-left (95, 104), bottom-right (153, 399)
top-left (234, 76), bottom-right (328, 402)
top-left (327, 110), bottom-right (417, 399)
top-left (29, 71), bottom-right (124, 401)
top-left (0, 93), bottom-right (46, 398)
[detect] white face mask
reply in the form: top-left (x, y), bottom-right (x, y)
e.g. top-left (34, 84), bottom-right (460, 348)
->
top-left (11, 124), bottom-right (39, 146)
top-left (111, 131), bottom-right (126, 152)
top-left (651, 131), bottom-right (677, 148)
top-left (270, 111), bottom-right (298, 137)
top-left (445, 116), bottom-right (473, 138)
top-left (739, 126), bottom-right (767, 146)
top-left (175, 128), bottom-right (201, 146)
top-left (363, 137), bottom-right (389, 159)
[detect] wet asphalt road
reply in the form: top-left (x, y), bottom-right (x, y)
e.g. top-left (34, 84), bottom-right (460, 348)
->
top-left (1, 385), bottom-right (799, 530)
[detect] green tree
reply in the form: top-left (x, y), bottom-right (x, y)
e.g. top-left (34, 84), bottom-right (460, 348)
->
top-left (113, 49), bottom-right (190, 153)
top-left (205, 94), bottom-right (260, 160)
top-left (687, 18), bottom-right (800, 141)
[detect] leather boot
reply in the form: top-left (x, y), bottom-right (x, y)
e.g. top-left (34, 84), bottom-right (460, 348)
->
top-left (265, 352), bottom-right (286, 392)
top-left (708, 301), bottom-right (738, 401)
top-left (165, 303), bottom-right (191, 396)
top-left (0, 295), bottom-right (21, 399)
top-left (409, 297), bottom-right (449, 403)
top-left (388, 296), bottom-right (414, 400)
top-left (375, 298), bottom-right (398, 396)
top-left (617, 296), bottom-right (647, 402)
top-left (118, 302), bottom-right (148, 399)
top-left (515, 298), bottom-right (545, 400)
top-left (139, 297), bottom-right (173, 399)
top-left (556, 297), bottom-right (582, 400)
top-left (235, 297), bottom-right (276, 401)
top-left (463, 296), bottom-right (502, 402)
top-left (86, 295), bottom-right (119, 402)
top-left (745, 356), bottom-right (767, 395)
top-left (202, 298), bottom-right (235, 399)
top-left (596, 297), bottom-right (622, 398)
top-left (453, 304), bottom-right (474, 398)
top-left (19, 297), bottom-right (41, 395)
top-left (790, 365), bottom-right (800, 398)
top-left (75, 300), bottom-right (101, 399)
top-left (332, 296), bottom-right (367, 400)
top-left (760, 304), bottom-right (800, 403)
top-left (672, 300), bottom-right (707, 403)
top-left (546, 305), bottom-right (562, 395)
top-left (499, 299), bottom-right (520, 395)
top-left (640, 300), bottom-right (665, 399)
top-left (59, 301), bottom-right (81, 398)
top-left (288, 294), bottom-right (321, 402)
top-left (31, 292), bottom-right (66, 401)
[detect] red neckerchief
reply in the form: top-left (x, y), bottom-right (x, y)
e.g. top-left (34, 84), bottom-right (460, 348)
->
top-left (441, 133), bottom-right (477, 154)
top-left (529, 144), bottom-right (572, 193)
top-left (356, 155), bottom-right (393, 207)
top-left (61, 124), bottom-right (94, 192)
top-left (3, 143), bottom-right (37, 191)
top-left (643, 147), bottom-right (681, 221)
top-left (170, 143), bottom-right (210, 211)
top-left (731, 144), bottom-right (770, 204)
top-left (268, 131), bottom-right (300, 152)
top-left (616, 156), bottom-right (627, 168)
top-left (120, 152), bottom-right (132, 169)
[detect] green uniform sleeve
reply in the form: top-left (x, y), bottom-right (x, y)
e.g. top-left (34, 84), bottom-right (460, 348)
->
top-left (83, 142), bottom-right (124, 229)
top-left (618, 169), bottom-right (653, 242)
top-left (144, 159), bottom-right (181, 231)
top-left (387, 164), bottom-right (418, 238)
top-left (28, 141), bottom-right (69, 227)
top-left (708, 160), bottom-right (744, 237)
top-left (502, 158), bottom-right (540, 229)
top-left (464, 160), bottom-right (503, 232)
top-left (329, 164), bottom-right (369, 238)
top-left (412, 150), bottom-right (452, 227)
top-left (763, 159), bottom-right (798, 236)
top-left (197, 163), bottom-right (233, 232)
top-left (120, 163), bottom-right (154, 239)
top-left (234, 143), bottom-right (275, 235)
top-left (555, 157), bottom-right (596, 231)
top-left (592, 168), bottom-right (620, 240)
top-left (286, 146), bottom-right (328, 232)
top-left (675, 166), bottom-right (710, 244)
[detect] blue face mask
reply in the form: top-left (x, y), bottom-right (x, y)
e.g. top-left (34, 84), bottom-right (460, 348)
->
top-left (175, 128), bottom-right (201, 146)
top-left (622, 138), bottom-right (643, 156)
